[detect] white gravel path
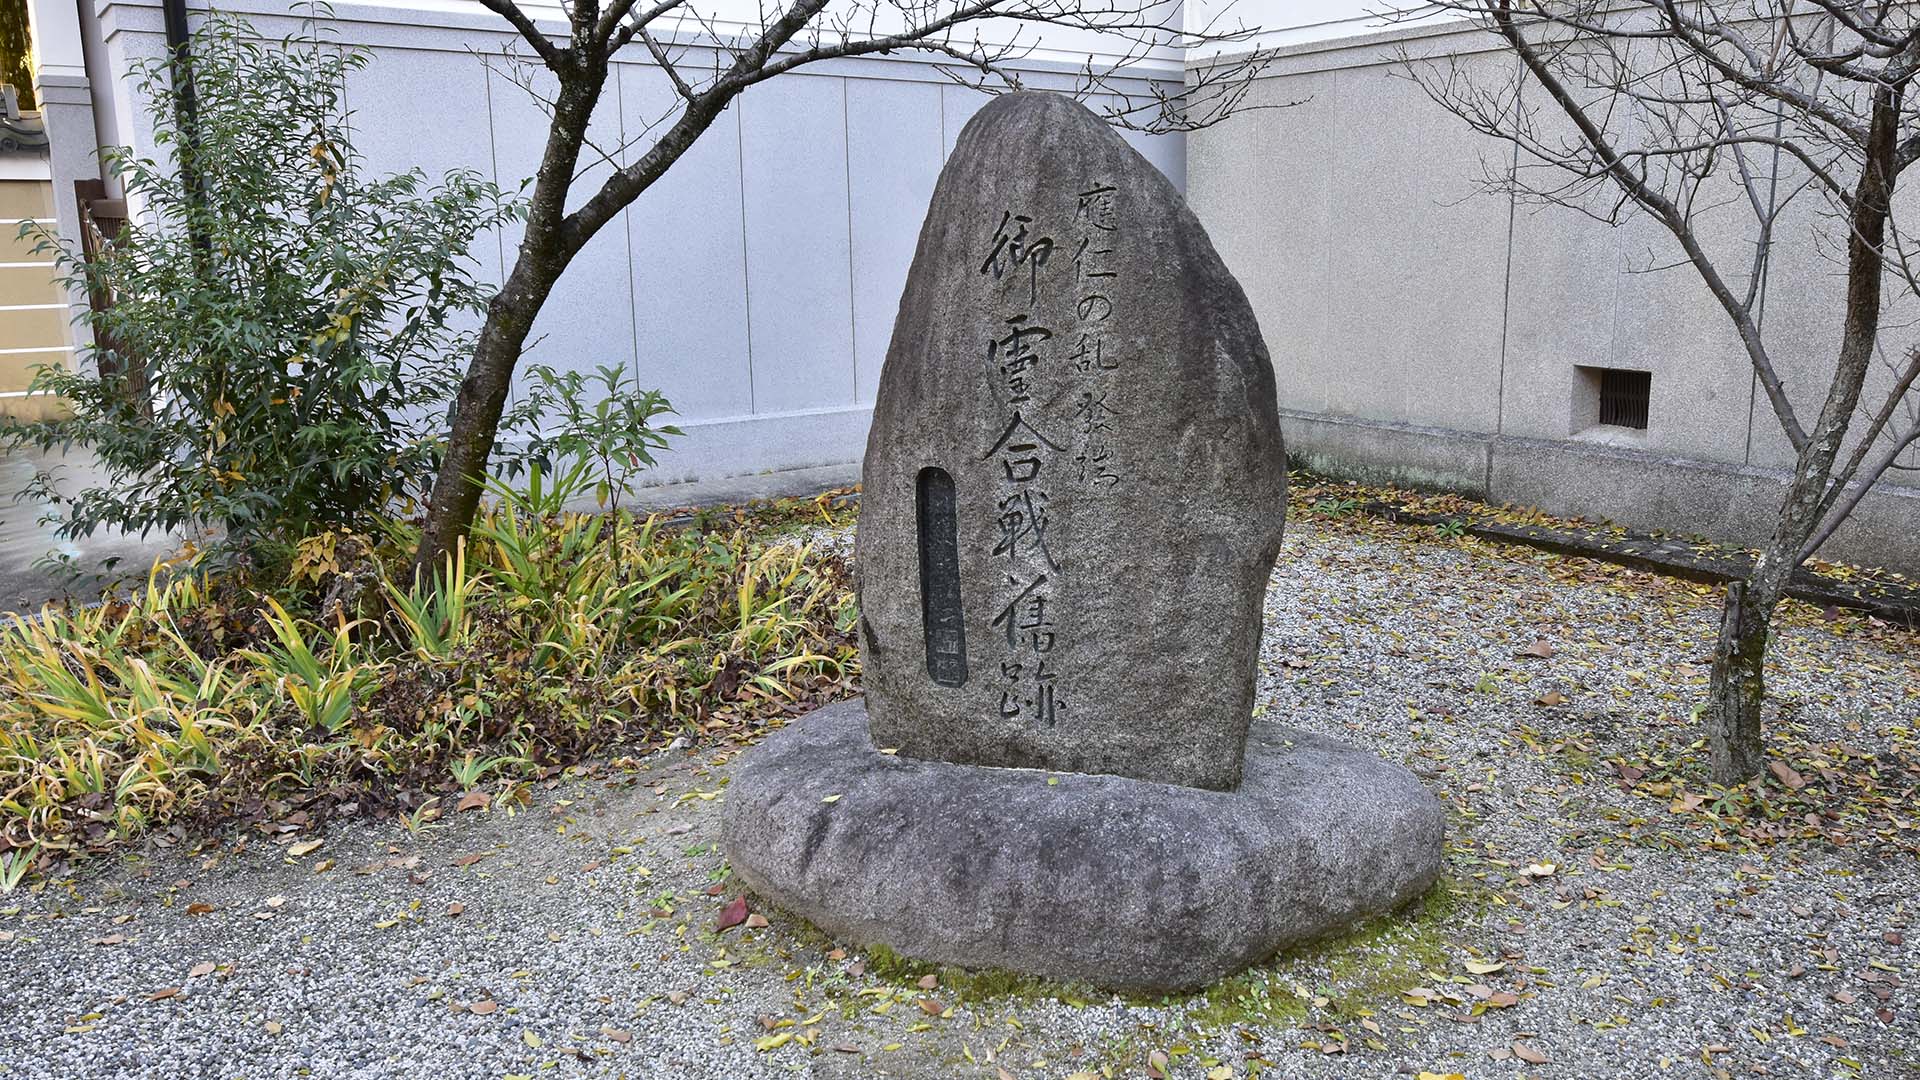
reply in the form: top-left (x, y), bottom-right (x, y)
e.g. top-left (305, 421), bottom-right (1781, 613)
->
top-left (1, 515), bottom-right (1914, 1080)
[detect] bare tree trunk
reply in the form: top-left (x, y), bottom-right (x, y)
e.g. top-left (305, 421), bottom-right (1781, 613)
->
top-left (411, 68), bottom-right (604, 582)
top-left (412, 260), bottom-right (566, 579)
top-left (1704, 76), bottom-right (1904, 784)
top-left (1707, 574), bottom-right (1777, 783)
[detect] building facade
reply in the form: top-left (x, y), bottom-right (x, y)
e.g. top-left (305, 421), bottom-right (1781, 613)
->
top-left (10, 0), bottom-right (1920, 572)
top-left (1188, 5), bottom-right (1920, 574)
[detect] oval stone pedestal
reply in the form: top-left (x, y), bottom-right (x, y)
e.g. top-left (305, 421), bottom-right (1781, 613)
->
top-left (721, 698), bottom-right (1446, 993)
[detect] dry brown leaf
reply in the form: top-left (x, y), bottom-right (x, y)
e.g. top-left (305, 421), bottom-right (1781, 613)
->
top-left (1513, 1042), bottom-right (1549, 1064)
top-left (457, 790), bottom-right (491, 813)
top-left (188, 961), bottom-right (216, 978)
top-left (287, 840), bottom-right (324, 858)
top-left (468, 999), bottom-right (498, 1015)
top-left (1770, 761), bottom-right (1808, 790)
top-left (147, 987), bottom-right (183, 1002)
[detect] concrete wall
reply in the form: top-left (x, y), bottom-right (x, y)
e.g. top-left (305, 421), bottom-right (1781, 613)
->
top-left (1187, 14), bottom-right (1920, 574)
top-left (82, 0), bottom-right (1185, 488)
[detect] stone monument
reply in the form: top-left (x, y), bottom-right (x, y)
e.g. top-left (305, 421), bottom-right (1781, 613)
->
top-left (722, 92), bottom-right (1443, 992)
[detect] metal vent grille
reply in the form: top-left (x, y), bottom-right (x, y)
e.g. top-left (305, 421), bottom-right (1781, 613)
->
top-left (1598, 368), bottom-right (1651, 429)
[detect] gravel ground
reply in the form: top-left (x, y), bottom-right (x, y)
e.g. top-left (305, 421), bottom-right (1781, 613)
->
top-left (2, 515), bottom-right (1915, 1080)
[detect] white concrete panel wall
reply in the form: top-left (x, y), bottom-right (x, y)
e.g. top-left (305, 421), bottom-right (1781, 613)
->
top-left (1187, 0), bottom-right (1461, 51)
top-left (739, 75), bottom-right (855, 414)
top-left (845, 78), bottom-right (943, 405)
top-left (83, 0), bottom-right (1186, 487)
top-left (437, 0), bottom-right (1188, 66)
top-left (620, 63), bottom-right (756, 422)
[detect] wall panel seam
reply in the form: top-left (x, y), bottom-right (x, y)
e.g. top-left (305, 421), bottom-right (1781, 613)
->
top-left (1490, 90), bottom-right (1520, 499)
top-left (736, 97), bottom-right (756, 415)
top-left (842, 77), bottom-right (858, 404)
top-left (483, 56), bottom-right (506, 288)
top-left (618, 64), bottom-right (643, 387)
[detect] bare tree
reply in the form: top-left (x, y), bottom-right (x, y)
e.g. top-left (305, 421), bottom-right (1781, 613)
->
top-left (1393, 0), bottom-right (1920, 782)
top-left (411, 0), bottom-right (1271, 580)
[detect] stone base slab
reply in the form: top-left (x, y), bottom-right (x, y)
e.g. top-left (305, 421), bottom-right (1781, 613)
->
top-left (721, 698), bottom-right (1446, 993)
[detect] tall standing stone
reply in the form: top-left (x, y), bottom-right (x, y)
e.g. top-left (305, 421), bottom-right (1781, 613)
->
top-left (721, 93), bottom-right (1444, 994)
top-left (857, 92), bottom-right (1285, 791)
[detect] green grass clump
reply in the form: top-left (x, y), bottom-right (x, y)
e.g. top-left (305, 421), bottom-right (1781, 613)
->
top-left (0, 483), bottom-right (859, 882)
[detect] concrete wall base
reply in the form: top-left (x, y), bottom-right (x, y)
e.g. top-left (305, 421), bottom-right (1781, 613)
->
top-left (1281, 408), bottom-right (1920, 577)
top-left (633, 405), bottom-right (872, 491)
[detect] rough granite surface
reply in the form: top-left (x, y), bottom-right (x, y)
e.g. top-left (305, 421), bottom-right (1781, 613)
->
top-left (857, 91), bottom-right (1286, 791)
top-left (722, 698), bottom-right (1445, 993)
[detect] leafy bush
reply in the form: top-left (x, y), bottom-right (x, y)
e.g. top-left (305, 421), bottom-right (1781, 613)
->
top-left (5, 12), bottom-right (517, 556)
top-left (498, 362), bottom-right (682, 517)
top-left (0, 483), bottom-right (858, 881)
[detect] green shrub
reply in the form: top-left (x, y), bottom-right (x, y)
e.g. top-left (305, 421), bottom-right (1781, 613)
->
top-left (6, 11), bottom-right (518, 557)
top-left (498, 362), bottom-right (683, 518)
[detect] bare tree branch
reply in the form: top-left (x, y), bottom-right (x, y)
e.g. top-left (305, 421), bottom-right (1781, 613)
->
top-left (1804, 341), bottom-right (1920, 553)
top-left (606, 0), bottom-right (693, 56)
top-left (475, 0), bottom-right (563, 69)
top-left (1801, 423), bottom-right (1920, 559)
top-left (638, 28), bottom-right (696, 99)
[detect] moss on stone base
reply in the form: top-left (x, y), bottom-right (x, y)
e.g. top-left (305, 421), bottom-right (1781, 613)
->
top-left (1180, 877), bottom-right (1482, 1033)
